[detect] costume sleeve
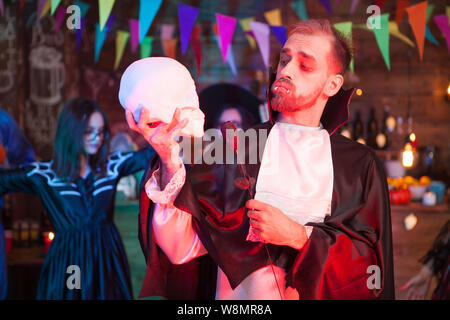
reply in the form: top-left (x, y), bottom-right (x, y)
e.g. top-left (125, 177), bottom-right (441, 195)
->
top-left (0, 167), bottom-right (35, 195)
top-left (286, 151), bottom-right (395, 300)
top-left (419, 220), bottom-right (450, 277)
top-left (145, 163), bottom-right (207, 265)
top-left (117, 147), bottom-right (155, 177)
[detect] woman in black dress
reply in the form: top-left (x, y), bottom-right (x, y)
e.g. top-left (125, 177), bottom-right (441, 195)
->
top-left (0, 98), bottom-right (154, 299)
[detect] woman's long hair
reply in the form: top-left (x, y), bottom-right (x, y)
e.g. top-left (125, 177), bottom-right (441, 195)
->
top-left (51, 97), bottom-right (111, 181)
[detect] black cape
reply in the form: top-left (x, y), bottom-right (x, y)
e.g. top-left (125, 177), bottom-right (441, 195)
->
top-left (138, 87), bottom-right (395, 299)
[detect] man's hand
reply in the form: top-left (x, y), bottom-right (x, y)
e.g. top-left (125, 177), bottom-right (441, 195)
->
top-left (400, 263), bottom-right (433, 299)
top-left (246, 199), bottom-right (308, 250)
top-left (126, 107), bottom-right (188, 187)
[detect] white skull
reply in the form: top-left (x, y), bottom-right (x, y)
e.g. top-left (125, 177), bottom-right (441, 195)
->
top-left (119, 57), bottom-right (205, 137)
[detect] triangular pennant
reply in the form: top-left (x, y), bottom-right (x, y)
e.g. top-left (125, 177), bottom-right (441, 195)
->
top-left (76, 18), bottom-right (87, 52)
top-left (370, 13), bottom-right (390, 70)
top-left (433, 15), bottom-right (450, 54)
top-left (250, 21), bottom-right (270, 68)
top-left (114, 30), bottom-right (129, 70)
top-left (74, 1), bottom-right (90, 18)
top-left (334, 21), bottom-right (354, 72)
top-left (95, 23), bottom-right (110, 62)
top-left (389, 21), bottom-right (415, 47)
top-left (425, 4), bottom-right (439, 45)
top-left (54, 5), bottom-right (66, 34)
top-left (191, 26), bottom-right (202, 74)
top-left (140, 36), bottom-right (153, 58)
top-left (129, 19), bottom-right (139, 53)
top-left (239, 17), bottom-right (257, 49)
top-left (264, 9), bottom-right (282, 26)
top-left (216, 13), bottom-right (237, 62)
top-left (395, 0), bottom-right (410, 25)
top-left (99, 0), bottom-right (115, 31)
top-left (406, 1), bottom-right (427, 60)
top-left (178, 3), bottom-right (199, 56)
top-left (37, 0), bottom-right (51, 21)
top-left (319, 0), bottom-right (333, 15)
top-left (160, 24), bottom-right (175, 56)
top-left (51, 0), bottom-right (61, 15)
top-left (271, 25), bottom-right (287, 46)
top-left (214, 34), bottom-right (236, 75)
top-left (375, 0), bottom-right (386, 10)
top-left (290, 0), bottom-right (308, 21)
top-left (350, 0), bottom-right (359, 14)
top-left (163, 39), bottom-right (177, 59)
top-left (139, 0), bottom-right (162, 43)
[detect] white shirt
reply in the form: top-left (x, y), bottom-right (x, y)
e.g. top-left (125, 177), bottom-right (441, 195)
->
top-left (145, 119), bottom-right (334, 300)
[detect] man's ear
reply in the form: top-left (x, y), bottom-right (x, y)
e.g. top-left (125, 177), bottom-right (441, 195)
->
top-left (324, 73), bottom-right (344, 98)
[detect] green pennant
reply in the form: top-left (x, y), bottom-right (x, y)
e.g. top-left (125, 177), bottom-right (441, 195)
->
top-left (370, 13), bottom-right (390, 70)
top-left (334, 21), bottom-right (354, 72)
top-left (140, 36), bottom-right (153, 58)
top-left (114, 30), bottom-right (129, 70)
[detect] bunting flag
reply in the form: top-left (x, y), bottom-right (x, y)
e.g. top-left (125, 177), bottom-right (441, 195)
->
top-left (37, 0), bottom-right (51, 21)
top-left (433, 15), bottom-right (450, 53)
top-left (99, 0), bottom-right (115, 31)
top-left (271, 25), bottom-right (287, 46)
top-left (191, 26), bottom-right (202, 74)
top-left (0, 0), bottom-right (4, 17)
top-left (74, 1), bottom-right (90, 18)
top-left (370, 13), bottom-right (390, 70)
top-left (178, 3), bottom-right (199, 55)
top-left (114, 30), bottom-right (129, 69)
top-left (94, 16), bottom-right (114, 62)
top-left (163, 39), bottom-right (177, 59)
top-left (389, 21), bottom-right (415, 47)
top-left (216, 13), bottom-right (237, 62)
top-left (139, 0), bottom-right (162, 43)
top-left (349, 0), bottom-right (359, 14)
top-left (160, 24), bottom-right (175, 56)
top-left (375, 0), bottom-right (386, 10)
top-left (140, 36), bottom-right (153, 58)
top-left (291, 0), bottom-right (308, 21)
top-left (425, 4), bottom-right (439, 45)
top-left (129, 19), bottom-right (139, 53)
top-left (406, 1), bottom-right (427, 60)
top-left (239, 17), bottom-right (257, 49)
top-left (395, 0), bottom-right (410, 25)
top-left (213, 27), bottom-right (237, 75)
top-left (250, 21), bottom-right (270, 68)
top-left (54, 5), bottom-right (66, 34)
top-left (76, 18), bottom-right (87, 52)
top-left (334, 21), bottom-right (354, 72)
top-left (319, 0), bottom-right (333, 16)
top-left (50, 0), bottom-right (61, 15)
top-left (264, 9), bottom-right (282, 26)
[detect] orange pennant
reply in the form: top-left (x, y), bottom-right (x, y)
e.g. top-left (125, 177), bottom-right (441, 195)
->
top-left (406, 1), bottom-right (427, 60)
top-left (163, 39), bottom-right (177, 59)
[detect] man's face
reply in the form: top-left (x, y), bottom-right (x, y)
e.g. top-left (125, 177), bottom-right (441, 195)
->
top-left (271, 33), bottom-right (334, 112)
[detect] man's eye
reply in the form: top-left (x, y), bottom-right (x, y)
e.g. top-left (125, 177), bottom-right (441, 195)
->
top-left (147, 121), bottom-right (161, 128)
top-left (301, 64), bottom-right (311, 71)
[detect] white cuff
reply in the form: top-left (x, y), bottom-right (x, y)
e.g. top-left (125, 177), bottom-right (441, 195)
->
top-left (145, 163), bottom-right (186, 205)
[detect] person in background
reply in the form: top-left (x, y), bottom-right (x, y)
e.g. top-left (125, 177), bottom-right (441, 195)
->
top-left (0, 109), bottom-right (36, 299)
top-left (213, 103), bottom-right (257, 131)
top-left (401, 220), bottom-right (449, 300)
top-left (0, 98), bottom-right (154, 299)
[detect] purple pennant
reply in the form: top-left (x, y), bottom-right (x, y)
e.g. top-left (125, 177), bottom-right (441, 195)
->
top-left (76, 18), bottom-right (87, 52)
top-left (178, 3), bottom-right (199, 56)
top-left (320, 0), bottom-right (333, 15)
top-left (129, 19), bottom-right (139, 53)
top-left (106, 14), bottom-right (116, 30)
top-left (216, 13), bottom-right (237, 62)
top-left (350, 0), bottom-right (359, 14)
top-left (433, 15), bottom-right (450, 53)
top-left (54, 6), bottom-right (66, 34)
top-left (271, 25), bottom-right (286, 46)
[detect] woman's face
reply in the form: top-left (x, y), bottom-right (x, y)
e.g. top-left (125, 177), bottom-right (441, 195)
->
top-left (83, 111), bottom-right (105, 155)
top-left (217, 108), bottom-right (243, 129)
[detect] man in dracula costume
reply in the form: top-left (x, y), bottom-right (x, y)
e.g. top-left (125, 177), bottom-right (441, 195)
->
top-left (128, 19), bottom-right (395, 300)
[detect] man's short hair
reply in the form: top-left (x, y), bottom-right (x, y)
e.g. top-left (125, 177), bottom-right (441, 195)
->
top-left (287, 19), bottom-right (354, 75)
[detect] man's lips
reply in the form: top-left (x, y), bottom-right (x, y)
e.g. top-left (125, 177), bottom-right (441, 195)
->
top-left (272, 79), bottom-right (293, 94)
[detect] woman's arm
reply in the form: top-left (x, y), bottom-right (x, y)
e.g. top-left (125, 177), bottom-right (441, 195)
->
top-left (0, 167), bottom-right (35, 195)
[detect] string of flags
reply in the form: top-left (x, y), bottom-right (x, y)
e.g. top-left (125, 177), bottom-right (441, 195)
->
top-left (1, 0), bottom-right (449, 73)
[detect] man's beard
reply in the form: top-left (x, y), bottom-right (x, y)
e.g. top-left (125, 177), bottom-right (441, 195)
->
top-left (270, 80), bottom-right (323, 112)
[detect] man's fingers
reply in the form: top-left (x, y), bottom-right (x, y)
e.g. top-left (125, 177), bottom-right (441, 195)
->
top-left (125, 110), bottom-right (139, 131)
top-left (166, 108), bottom-right (181, 132)
top-left (246, 199), bottom-right (269, 211)
top-left (166, 118), bottom-right (188, 140)
top-left (247, 209), bottom-right (263, 221)
top-left (138, 107), bottom-right (150, 128)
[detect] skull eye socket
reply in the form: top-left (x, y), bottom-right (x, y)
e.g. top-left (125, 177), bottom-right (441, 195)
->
top-left (147, 121), bottom-right (162, 128)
